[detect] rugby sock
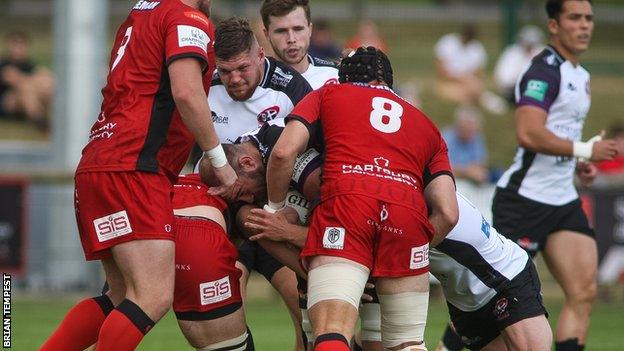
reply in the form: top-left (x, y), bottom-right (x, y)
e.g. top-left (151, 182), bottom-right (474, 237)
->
top-left (40, 295), bottom-right (114, 351)
top-left (245, 327), bottom-right (255, 350)
top-left (555, 338), bottom-right (584, 351)
top-left (95, 299), bottom-right (155, 350)
top-left (440, 324), bottom-right (465, 351)
top-left (314, 333), bottom-right (350, 351)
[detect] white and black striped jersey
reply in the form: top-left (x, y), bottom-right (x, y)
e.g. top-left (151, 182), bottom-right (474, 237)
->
top-left (430, 192), bottom-right (529, 312)
top-left (497, 46), bottom-right (591, 205)
top-left (209, 56), bottom-right (313, 144)
top-left (300, 55), bottom-right (339, 90)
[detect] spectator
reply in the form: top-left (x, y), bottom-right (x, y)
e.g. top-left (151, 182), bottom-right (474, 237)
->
top-left (309, 19), bottom-right (342, 61)
top-left (434, 24), bottom-right (507, 115)
top-left (442, 106), bottom-right (489, 184)
top-left (596, 122), bottom-right (624, 175)
top-left (344, 19), bottom-right (388, 53)
top-left (0, 31), bottom-right (54, 131)
top-left (494, 25), bottom-right (545, 102)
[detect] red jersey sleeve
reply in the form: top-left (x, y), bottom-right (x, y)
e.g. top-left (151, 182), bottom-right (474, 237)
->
top-left (163, 9), bottom-right (212, 69)
top-left (285, 88), bottom-right (324, 147)
top-left (424, 132), bottom-right (454, 186)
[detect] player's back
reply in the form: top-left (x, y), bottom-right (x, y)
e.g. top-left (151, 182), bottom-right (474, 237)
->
top-left (306, 83), bottom-right (446, 208)
top-left (78, 0), bottom-right (214, 181)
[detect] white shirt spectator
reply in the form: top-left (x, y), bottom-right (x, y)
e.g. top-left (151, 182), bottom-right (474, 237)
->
top-left (494, 26), bottom-right (545, 92)
top-left (435, 33), bottom-right (487, 78)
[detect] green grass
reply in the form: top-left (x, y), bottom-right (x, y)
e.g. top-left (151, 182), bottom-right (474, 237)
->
top-left (12, 293), bottom-right (624, 350)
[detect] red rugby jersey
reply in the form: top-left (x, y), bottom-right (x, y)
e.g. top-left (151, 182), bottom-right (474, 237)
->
top-left (77, 0), bottom-right (215, 182)
top-left (286, 83), bottom-right (452, 214)
top-left (172, 173), bottom-right (227, 211)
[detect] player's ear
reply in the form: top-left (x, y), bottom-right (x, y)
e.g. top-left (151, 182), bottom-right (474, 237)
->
top-left (547, 18), bottom-right (559, 36)
top-left (238, 155), bottom-right (258, 172)
top-left (258, 45), bottom-right (265, 61)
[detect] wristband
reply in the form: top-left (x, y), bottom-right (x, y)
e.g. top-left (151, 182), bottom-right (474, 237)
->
top-left (264, 200), bottom-right (286, 214)
top-left (572, 142), bottom-right (593, 160)
top-left (203, 144), bottom-right (227, 168)
top-left (573, 134), bottom-right (602, 161)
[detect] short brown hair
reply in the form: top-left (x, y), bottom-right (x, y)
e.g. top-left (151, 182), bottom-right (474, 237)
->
top-left (260, 0), bottom-right (311, 29)
top-left (214, 17), bottom-right (255, 60)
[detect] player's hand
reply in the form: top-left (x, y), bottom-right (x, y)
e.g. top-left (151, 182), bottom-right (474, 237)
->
top-left (208, 163), bottom-right (241, 200)
top-left (591, 139), bottom-right (618, 162)
top-left (246, 207), bottom-right (299, 242)
top-left (576, 161), bottom-right (597, 187)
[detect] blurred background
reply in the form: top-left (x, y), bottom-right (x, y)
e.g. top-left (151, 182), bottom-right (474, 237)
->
top-left (1, 0), bottom-right (623, 349)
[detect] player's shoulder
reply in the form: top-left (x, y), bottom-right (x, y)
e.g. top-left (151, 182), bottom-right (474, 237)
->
top-left (263, 57), bottom-right (313, 102)
top-left (308, 55), bottom-right (338, 69)
top-left (149, 0), bottom-right (212, 29)
top-left (526, 46), bottom-right (564, 75)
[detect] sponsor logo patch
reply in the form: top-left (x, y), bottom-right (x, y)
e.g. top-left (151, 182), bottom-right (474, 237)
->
top-left (93, 210), bottom-right (132, 242)
top-left (177, 25), bottom-right (209, 53)
top-left (133, 1), bottom-right (160, 10)
top-left (410, 244), bottom-right (429, 270)
top-left (323, 227), bottom-right (345, 250)
top-left (183, 11), bottom-right (210, 27)
top-left (200, 276), bottom-right (232, 305)
top-left (257, 105), bottom-right (280, 124)
top-left (523, 79), bottom-right (548, 102)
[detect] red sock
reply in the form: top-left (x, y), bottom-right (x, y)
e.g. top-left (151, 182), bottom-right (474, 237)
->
top-left (40, 295), bottom-right (114, 351)
top-left (95, 299), bottom-right (154, 351)
top-left (314, 333), bottom-right (350, 351)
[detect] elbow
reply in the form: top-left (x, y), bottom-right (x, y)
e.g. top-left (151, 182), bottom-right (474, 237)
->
top-left (517, 131), bottom-right (536, 150)
top-left (271, 144), bottom-right (295, 165)
top-left (172, 87), bottom-right (199, 109)
top-left (442, 207), bottom-right (459, 232)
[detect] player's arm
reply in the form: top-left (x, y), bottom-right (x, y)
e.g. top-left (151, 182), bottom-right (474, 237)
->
top-left (425, 175), bottom-right (458, 247)
top-left (516, 106), bottom-right (616, 161)
top-left (266, 120), bottom-right (311, 211)
top-left (168, 58), bottom-right (238, 189)
top-left (236, 204), bottom-right (306, 278)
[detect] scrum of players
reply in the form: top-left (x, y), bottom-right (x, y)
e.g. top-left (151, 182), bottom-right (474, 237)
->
top-left (42, 0), bottom-right (612, 350)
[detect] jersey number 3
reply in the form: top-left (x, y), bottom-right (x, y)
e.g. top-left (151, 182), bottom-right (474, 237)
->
top-left (370, 96), bottom-right (403, 133)
top-left (111, 26), bottom-right (133, 71)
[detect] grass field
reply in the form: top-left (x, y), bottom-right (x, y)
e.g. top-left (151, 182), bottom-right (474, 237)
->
top-left (11, 287), bottom-right (624, 350)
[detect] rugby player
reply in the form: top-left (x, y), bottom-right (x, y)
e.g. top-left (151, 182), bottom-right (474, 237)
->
top-left (206, 16), bottom-right (313, 351)
top-left (41, 1), bottom-right (237, 350)
top-left (266, 47), bottom-right (458, 351)
top-left (492, 1), bottom-right (617, 350)
top-left (171, 153), bottom-right (266, 351)
top-left (260, 0), bottom-right (339, 90)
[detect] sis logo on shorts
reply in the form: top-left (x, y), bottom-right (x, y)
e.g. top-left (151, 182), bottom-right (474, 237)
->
top-left (93, 210), bottom-right (133, 242)
top-left (409, 244), bottom-right (429, 270)
top-left (200, 276), bottom-right (232, 305)
top-left (323, 227), bottom-right (345, 250)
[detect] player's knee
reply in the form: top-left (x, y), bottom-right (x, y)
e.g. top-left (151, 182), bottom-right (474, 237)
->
top-left (378, 292), bottom-right (429, 350)
top-left (307, 262), bottom-right (369, 309)
top-left (359, 303), bottom-right (381, 342)
top-left (197, 328), bottom-right (254, 351)
top-left (567, 281), bottom-right (597, 305)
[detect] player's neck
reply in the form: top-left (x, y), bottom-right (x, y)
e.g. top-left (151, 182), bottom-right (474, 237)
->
top-left (291, 56), bottom-right (310, 74)
top-left (550, 40), bottom-right (582, 66)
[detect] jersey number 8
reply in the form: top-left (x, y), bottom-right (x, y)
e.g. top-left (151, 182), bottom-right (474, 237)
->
top-left (370, 96), bottom-right (403, 133)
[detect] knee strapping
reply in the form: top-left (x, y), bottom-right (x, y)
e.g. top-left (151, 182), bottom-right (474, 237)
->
top-left (359, 303), bottom-right (381, 342)
top-left (307, 262), bottom-right (369, 309)
top-left (378, 292), bottom-right (429, 350)
top-left (197, 330), bottom-right (252, 351)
